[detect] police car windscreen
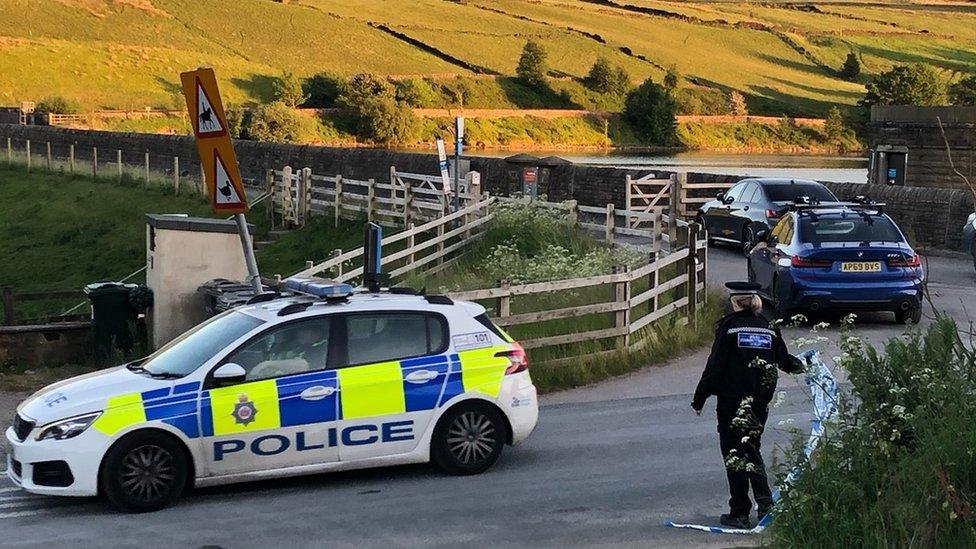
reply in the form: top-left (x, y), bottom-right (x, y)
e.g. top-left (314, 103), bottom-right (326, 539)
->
top-left (143, 311), bottom-right (265, 377)
top-left (799, 217), bottom-right (902, 243)
top-left (765, 184), bottom-right (837, 203)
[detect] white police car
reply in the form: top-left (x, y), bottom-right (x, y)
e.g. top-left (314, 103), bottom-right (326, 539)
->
top-left (6, 283), bottom-right (538, 512)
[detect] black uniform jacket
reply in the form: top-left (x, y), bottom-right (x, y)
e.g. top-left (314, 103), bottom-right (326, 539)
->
top-left (692, 309), bottom-right (802, 418)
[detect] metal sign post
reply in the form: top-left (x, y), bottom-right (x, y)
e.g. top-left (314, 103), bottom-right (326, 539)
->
top-left (453, 117), bottom-right (464, 211)
top-left (180, 67), bottom-right (261, 294)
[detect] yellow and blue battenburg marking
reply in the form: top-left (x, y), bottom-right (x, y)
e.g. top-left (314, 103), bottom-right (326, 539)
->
top-left (93, 346), bottom-right (512, 440)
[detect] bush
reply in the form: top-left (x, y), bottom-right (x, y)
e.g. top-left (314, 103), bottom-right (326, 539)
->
top-left (35, 96), bottom-right (81, 114)
top-left (623, 78), bottom-right (678, 145)
top-left (516, 40), bottom-right (549, 89)
top-left (224, 104), bottom-right (245, 138)
top-left (674, 87), bottom-right (730, 115)
top-left (949, 74), bottom-right (976, 106)
top-left (303, 72), bottom-right (345, 108)
top-left (356, 95), bottom-right (418, 145)
top-left (243, 101), bottom-right (317, 143)
top-left (771, 317), bottom-right (976, 547)
top-left (338, 73), bottom-right (394, 108)
top-left (840, 51), bottom-right (861, 80)
top-left (272, 71), bottom-right (308, 108)
top-left (860, 63), bottom-right (947, 109)
top-left (584, 57), bottom-right (631, 96)
top-left (663, 65), bottom-right (680, 93)
top-left (394, 78), bottom-right (439, 108)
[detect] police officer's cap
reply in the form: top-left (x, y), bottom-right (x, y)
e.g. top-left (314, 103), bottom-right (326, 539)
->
top-left (725, 281), bottom-right (761, 297)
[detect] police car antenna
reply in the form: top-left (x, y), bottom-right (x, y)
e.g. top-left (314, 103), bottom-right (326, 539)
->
top-left (363, 222), bottom-right (390, 293)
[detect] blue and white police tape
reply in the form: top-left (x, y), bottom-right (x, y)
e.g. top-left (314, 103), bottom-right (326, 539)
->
top-left (667, 349), bottom-right (836, 535)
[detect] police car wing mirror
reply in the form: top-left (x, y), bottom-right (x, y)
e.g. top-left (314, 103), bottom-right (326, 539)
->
top-left (213, 363), bottom-right (247, 384)
top-left (722, 194), bottom-right (735, 205)
top-left (715, 191), bottom-right (725, 200)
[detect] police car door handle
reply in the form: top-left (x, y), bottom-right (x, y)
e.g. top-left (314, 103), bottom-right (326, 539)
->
top-left (405, 370), bottom-right (438, 384)
top-left (300, 386), bottom-right (335, 401)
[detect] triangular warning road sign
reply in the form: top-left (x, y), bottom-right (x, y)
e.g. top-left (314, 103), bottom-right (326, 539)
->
top-left (213, 149), bottom-right (245, 209)
top-left (195, 79), bottom-right (226, 137)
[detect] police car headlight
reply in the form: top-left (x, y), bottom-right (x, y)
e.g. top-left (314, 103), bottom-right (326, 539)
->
top-left (36, 412), bottom-right (101, 441)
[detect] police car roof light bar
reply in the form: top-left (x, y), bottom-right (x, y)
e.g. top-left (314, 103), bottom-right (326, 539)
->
top-left (282, 276), bottom-right (354, 300)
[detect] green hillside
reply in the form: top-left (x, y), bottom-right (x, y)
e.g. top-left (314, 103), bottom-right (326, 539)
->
top-left (0, 0), bottom-right (974, 115)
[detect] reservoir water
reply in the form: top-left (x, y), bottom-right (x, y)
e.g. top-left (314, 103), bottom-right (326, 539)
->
top-left (471, 151), bottom-right (869, 183)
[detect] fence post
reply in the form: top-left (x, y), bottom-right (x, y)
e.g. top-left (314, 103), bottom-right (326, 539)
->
top-left (144, 152), bottom-right (150, 188)
top-left (5, 138), bottom-right (10, 164)
top-left (334, 175), bottom-right (342, 227)
top-left (117, 149), bottom-right (123, 182)
top-left (46, 142), bottom-right (52, 171)
top-left (566, 199), bottom-right (579, 226)
top-left (173, 156), bottom-right (180, 195)
top-left (25, 139), bottom-right (30, 172)
top-left (407, 223), bottom-right (416, 268)
top-left (612, 265), bottom-right (631, 348)
top-left (668, 173), bottom-right (680, 247)
top-left (92, 146), bottom-right (98, 179)
top-left (1, 286), bottom-right (14, 326)
top-left (496, 279), bottom-right (511, 318)
top-left (686, 223), bottom-right (699, 322)
top-left (367, 178), bottom-right (376, 223)
top-left (605, 203), bottom-right (615, 245)
top-left (649, 249), bottom-right (660, 314)
top-left (332, 248), bottom-right (343, 278)
top-left (436, 223), bottom-right (445, 267)
top-left (303, 168), bottom-right (313, 226)
top-left (265, 168), bottom-right (275, 229)
top-left (69, 144), bottom-right (75, 174)
top-left (624, 174), bottom-right (632, 228)
top-left (403, 179), bottom-right (413, 228)
top-left (281, 166), bottom-right (293, 226)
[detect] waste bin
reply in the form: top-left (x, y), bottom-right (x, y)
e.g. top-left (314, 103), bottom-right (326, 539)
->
top-left (84, 282), bottom-right (137, 357)
top-left (198, 278), bottom-right (289, 317)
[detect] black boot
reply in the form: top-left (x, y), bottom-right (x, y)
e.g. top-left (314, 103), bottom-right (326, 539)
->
top-left (720, 514), bottom-right (752, 529)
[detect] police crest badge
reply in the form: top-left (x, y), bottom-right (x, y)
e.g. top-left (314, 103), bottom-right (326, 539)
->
top-left (232, 393), bottom-right (258, 426)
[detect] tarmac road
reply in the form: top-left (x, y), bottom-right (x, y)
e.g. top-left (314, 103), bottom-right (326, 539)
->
top-left (0, 247), bottom-right (972, 548)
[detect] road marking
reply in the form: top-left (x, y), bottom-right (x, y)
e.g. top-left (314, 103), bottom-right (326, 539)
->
top-left (0, 510), bottom-right (40, 519)
top-left (0, 488), bottom-right (21, 494)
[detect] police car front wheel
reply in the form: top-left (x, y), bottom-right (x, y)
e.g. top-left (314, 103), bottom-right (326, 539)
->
top-left (100, 431), bottom-right (189, 513)
top-left (432, 403), bottom-right (505, 475)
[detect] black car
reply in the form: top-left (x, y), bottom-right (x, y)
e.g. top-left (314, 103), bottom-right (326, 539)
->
top-left (697, 178), bottom-right (839, 254)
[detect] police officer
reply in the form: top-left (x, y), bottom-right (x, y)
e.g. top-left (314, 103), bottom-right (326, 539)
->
top-left (691, 281), bottom-right (802, 529)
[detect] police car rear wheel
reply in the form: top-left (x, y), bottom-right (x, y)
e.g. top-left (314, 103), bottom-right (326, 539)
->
top-left (432, 404), bottom-right (504, 475)
top-left (101, 432), bottom-right (188, 513)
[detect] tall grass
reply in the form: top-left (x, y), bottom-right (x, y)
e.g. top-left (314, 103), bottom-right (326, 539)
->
top-left (771, 316), bottom-right (976, 547)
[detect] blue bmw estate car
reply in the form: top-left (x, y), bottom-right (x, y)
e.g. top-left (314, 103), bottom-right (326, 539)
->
top-left (747, 201), bottom-right (924, 323)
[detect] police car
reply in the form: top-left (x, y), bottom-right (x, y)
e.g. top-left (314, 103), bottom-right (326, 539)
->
top-left (6, 281), bottom-right (538, 512)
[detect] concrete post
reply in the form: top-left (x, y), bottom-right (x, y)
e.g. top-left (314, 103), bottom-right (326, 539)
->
top-left (117, 149), bottom-right (123, 182)
top-left (173, 156), bottom-right (180, 195)
top-left (5, 138), bottom-right (10, 164)
top-left (46, 142), bottom-right (52, 171)
top-left (69, 144), bottom-right (75, 174)
top-left (92, 146), bottom-right (97, 179)
top-left (25, 140), bottom-right (30, 172)
top-left (144, 152), bottom-right (150, 188)
top-left (367, 178), bottom-right (376, 223)
top-left (605, 203), bottom-right (615, 245)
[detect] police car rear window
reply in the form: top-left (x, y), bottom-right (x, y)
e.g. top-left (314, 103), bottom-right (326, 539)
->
top-left (345, 313), bottom-right (447, 365)
top-left (475, 313), bottom-right (507, 341)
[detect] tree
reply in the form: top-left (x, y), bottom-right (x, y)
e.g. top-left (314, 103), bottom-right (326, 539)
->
top-left (663, 65), bottom-right (680, 93)
top-left (244, 101), bottom-right (317, 143)
top-left (840, 52), bottom-right (861, 80)
top-left (823, 106), bottom-right (846, 142)
top-left (516, 40), bottom-right (548, 88)
top-left (860, 63), bottom-right (946, 109)
top-left (272, 71), bottom-right (308, 108)
top-left (584, 57), bottom-right (630, 96)
top-left (303, 72), bottom-right (344, 108)
top-left (949, 74), bottom-right (976, 106)
top-left (729, 90), bottom-right (748, 116)
top-left (35, 96), bottom-right (81, 114)
top-left (623, 78), bottom-right (678, 145)
top-left (394, 78), bottom-right (439, 107)
top-left (337, 73), bottom-right (417, 145)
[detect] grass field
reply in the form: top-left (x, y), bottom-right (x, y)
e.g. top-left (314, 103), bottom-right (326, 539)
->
top-left (1, 0), bottom-right (973, 116)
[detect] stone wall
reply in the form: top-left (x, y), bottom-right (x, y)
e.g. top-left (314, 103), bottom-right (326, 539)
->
top-left (1, 124), bottom-right (970, 250)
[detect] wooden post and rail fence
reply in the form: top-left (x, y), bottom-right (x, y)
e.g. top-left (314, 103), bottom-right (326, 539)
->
top-left (0, 287), bottom-right (87, 326)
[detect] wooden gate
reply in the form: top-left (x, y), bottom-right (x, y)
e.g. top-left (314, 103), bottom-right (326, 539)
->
top-left (625, 174), bottom-right (672, 229)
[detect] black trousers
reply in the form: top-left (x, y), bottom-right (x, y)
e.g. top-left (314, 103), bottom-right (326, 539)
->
top-left (717, 406), bottom-right (773, 517)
